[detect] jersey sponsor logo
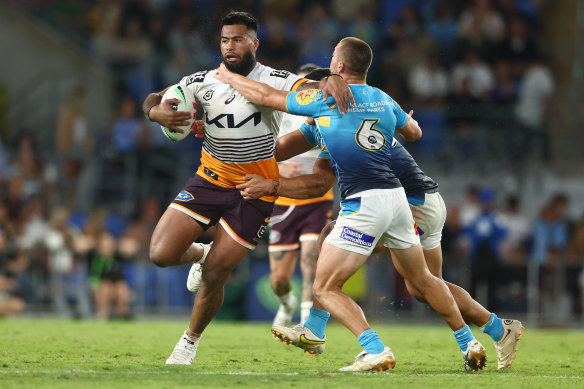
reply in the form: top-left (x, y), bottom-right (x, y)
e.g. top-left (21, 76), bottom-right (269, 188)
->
top-left (269, 230), bottom-right (281, 244)
top-left (175, 191), bottom-right (195, 202)
top-left (203, 167), bottom-right (219, 180)
top-left (203, 90), bottom-right (214, 101)
top-left (185, 71), bottom-right (208, 85)
top-left (415, 222), bottom-right (423, 236)
top-left (257, 224), bottom-right (267, 239)
top-left (296, 89), bottom-right (319, 105)
top-left (339, 226), bottom-right (374, 247)
top-left (205, 112), bottom-right (262, 128)
top-left (225, 94), bottom-right (236, 104)
top-left (270, 70), bottom-right (290, 79)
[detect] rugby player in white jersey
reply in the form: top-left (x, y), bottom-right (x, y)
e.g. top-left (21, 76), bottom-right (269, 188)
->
top-left (141, 12), bottom-right (353, 365)
top-left (215, 37), bottom-right (489, 371)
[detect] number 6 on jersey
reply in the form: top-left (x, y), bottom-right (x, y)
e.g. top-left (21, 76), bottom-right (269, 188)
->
top-left (355, 119), bottom-right (386, 151)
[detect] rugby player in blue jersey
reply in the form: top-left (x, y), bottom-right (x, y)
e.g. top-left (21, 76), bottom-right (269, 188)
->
top-left (215, 37), bottom-right (490, 372)
top-left (224, 68), bottom-right (524, 370)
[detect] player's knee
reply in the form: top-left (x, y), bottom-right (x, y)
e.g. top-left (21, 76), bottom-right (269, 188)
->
top-left (311, 279), bottom-right (330, 301)
top-left (270, 272), bottom-right (290, 290)
top-left (149, 248), bottom-right (173, 268)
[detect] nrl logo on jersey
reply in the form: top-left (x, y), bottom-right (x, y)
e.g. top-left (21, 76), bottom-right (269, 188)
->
top-left (270, 70), bottom-right (290, 79)
top-left (203, 90), bottom-right (214, 101)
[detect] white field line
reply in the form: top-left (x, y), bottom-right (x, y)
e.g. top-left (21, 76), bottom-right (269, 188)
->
top-left (0, 370), bottom-right (582, 379)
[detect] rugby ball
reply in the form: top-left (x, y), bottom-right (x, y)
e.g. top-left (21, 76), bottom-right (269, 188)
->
top-left (160, 84), bottom-right (197, 141)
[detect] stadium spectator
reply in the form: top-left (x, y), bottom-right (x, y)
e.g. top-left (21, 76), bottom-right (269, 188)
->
top-left (459, 0), bottom-right (506, 52)
top-left (44, 206), bottom-right (92, 319)
top-left (531, 194), bottom-right (569, 312)
top-left (514, 55), bottom-right (555, 161)
top-left (88, 231), bottom-right (131, 320)
top-left (111, 96), bottom-right (150, 152)
top-left (500, 195), bottom-right (530, 262)
top-left (491, 59), bottom-right (518, 104)
top-left (496, 14), bottom-right (538, 73)
top-left (463, 188), bottom-right (507, 312)
top-left (451, 47), bottom-right (495, 101)
top-left (56, 87), bottom-right (92, 207)
top-left (408, 53), bottom-right (449, 107)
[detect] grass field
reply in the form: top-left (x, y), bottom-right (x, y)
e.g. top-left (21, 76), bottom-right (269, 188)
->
top-left (1, 319), bottom-right (582, 388)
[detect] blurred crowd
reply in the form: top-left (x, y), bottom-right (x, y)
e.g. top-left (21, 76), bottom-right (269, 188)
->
top-left (1, 0), bottom-right (582, 320)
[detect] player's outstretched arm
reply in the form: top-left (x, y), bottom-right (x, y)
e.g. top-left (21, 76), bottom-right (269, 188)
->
top-left (142, 87), bottom-right (191, 133)
top-left (216, 63), bottom-right (289, 112)
top-left (275, 129), bottom-right (315, 162)
top-left (236, 158), bottom-right (337, 200)
top-left (396, 110), bottom-right (422, 142)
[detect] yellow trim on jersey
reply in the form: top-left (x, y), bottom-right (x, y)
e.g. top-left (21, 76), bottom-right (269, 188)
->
top-left (196, 149), bottom-right (280, 202)
top-left (291, 78), bottom-right (309, 92)
top-left (317, 117), bottom-right (330, 127)
top-left (274, 188), bottom-right (334, 206)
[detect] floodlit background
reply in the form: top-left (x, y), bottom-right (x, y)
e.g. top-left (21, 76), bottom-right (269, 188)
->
top-left (0, 0), bottom-right (582, 327)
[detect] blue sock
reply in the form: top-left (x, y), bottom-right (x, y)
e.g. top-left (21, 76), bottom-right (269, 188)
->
top-left (358, 329), bottom-right (385, 354)
top-left (453, 325), bottom-right (475, 352)
top-left (303, 307), bottom-right (330, 339)
top-left (480, 313), bottom-right (504, 342)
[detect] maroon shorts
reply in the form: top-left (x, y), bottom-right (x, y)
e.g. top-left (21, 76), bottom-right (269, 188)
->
top-left (268, 201), bottom-right (333, 252)
top-left (170, 175), bottom-right (274, 249)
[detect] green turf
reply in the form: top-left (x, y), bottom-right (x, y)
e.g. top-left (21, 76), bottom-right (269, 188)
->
top-left (0, 319), bottom-right (582, 388)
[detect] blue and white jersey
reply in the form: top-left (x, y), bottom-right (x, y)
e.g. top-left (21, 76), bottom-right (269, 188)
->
top-left (286, 85), bottom-right (405, 199)
top-left (299, 122), bottom-right (439, 205)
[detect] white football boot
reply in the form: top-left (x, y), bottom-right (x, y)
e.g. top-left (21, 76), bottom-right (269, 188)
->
top-left (495, 319), bottom-right (524, 369)
top-left (339, 347), bottom-right (396, 372)
top-left (165, 331), bottom-right (200, 365)
top-left (271, 323), bottom-right (325, 355)
top-left (186, 243), bottom-right (212, 292)
top-left (463, 339), bottom-right (487, 371)
top-left (272, 294), bottom-right (298, 327)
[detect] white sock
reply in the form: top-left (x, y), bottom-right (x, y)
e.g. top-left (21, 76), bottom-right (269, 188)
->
top-left (183, 330), bottom-right (201, 344)
top-left (277, 291), bottom-right (293, 305)
top-left (300, 301), bottom-right (313, 323)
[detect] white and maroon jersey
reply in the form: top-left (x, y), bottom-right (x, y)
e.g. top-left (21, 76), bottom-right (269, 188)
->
top-left (180, 63), bottom-right (307, 202)
top-left (275, 113), bottom-right (333, 207)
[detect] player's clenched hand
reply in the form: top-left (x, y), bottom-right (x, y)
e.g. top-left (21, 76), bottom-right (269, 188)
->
top-left (190, 120), bottom-right (204, 138)
top-left (322, 76), bottom-right (355, 115)
top-left (236, 174), bottom-right (276, 200)
top-left (150, 99), bottom-right (191, 133)
top-left (215, 63), bottom-right (232, 84)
